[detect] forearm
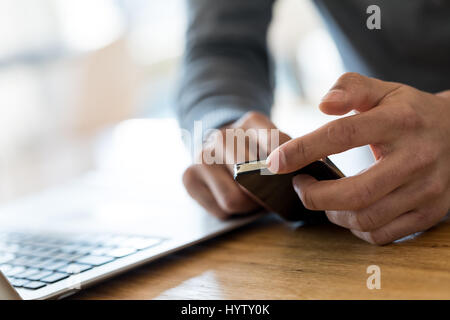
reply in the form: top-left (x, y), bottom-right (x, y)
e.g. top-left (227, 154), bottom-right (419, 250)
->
top-left (176, 0), bottom-right (276, 135)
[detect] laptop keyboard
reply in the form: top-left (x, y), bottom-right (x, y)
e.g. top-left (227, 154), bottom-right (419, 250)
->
top-left (0, 232), bottom-right (164, 290)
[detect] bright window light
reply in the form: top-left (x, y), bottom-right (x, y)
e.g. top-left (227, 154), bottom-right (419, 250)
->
top-left (53, 0), bottom-right (125, 52)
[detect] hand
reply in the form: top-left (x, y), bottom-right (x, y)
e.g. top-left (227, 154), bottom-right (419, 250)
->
top-left (267, 72), bottom-right (450, 245)
top-left (183, 112), bottom-right (291, 218)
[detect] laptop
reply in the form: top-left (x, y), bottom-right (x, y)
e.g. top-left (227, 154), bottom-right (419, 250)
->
top-left (0, 119), bottom-right (262, 300)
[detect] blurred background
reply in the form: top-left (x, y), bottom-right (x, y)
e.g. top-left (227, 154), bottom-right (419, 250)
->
top-left (0, 0), bottom-right (349, 204)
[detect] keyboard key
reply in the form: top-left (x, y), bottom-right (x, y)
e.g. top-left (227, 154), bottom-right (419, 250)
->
top-left (90, 247), bottom-right (114, 256)
top-left (105, 247), bottom-right (137, 258)
top-left (61, 245), bottom-right (98, 255)
top-left (0, 243), bottom-right (20, 253)
top-left (60, 244), bottom-right (83, 253)
top-left (123, 237), bottom-right (162, 250)
top-left (18, 245), bottom-right (38, 255)
top-left (68, 234), bottom-right (109, 246)
top-left (40, 260), bottom-right (69, 271)
top-left (58, 263), bottom-right (92, 274)
top-left (77, 246), bottom-right (102, 255)
top-left (23, 281), bottom-right (46, 290)
top-left (44, 250), bottom-right (64, 258)
top-left (26, 270), bottom-right (53, 281)
top-left (0, 252), bottom-right (15, 264)
top-left (103, 236), bottom-right (130, 246)
top-left (9, 255), bottom-right (37, 266)
top-left (9, 278), bottom-right (29, 288)
top-left (41, 272), bottom-right (70, 284)
top-left (53, 252), bottom-right (86, 261)
top-left (33, 246), bottom-right (60, 256)
top-left (4, 266), bottom-right (25, 277)
top-left (14, 268), bottom-right (41, 279)
top-left (76, 255), bottom-right (114, 266)
top-left (33, 258), bottom-right (54, 269)
top-left (0, 264), bottom-right (12, 273)
top-left (16, 256), bottom-right (47, 268)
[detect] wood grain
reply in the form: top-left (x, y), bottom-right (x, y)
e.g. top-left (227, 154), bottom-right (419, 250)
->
top-left (73, 214), bottom-right (450, 300)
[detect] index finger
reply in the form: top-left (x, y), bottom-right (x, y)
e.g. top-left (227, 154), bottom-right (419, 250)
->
top-left (267, 109), bottom-right (394, 174)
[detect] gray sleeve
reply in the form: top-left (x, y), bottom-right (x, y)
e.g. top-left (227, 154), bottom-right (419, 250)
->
top-left (176, 0), bottom-right (276, 137)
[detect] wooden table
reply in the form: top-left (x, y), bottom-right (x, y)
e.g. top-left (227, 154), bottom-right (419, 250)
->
top-left (73, 214), bottom-right (450, 300)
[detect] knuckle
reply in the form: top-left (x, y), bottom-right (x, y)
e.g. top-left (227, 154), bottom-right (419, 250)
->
top-left (412, 210), bottom-right (432, 226)
top-left (299, 188), bottom-right (318, 211)
top-left (349, 183), bottom-right (373, 210)
top-left (294, 138), bottom-right (308, 161)
top-left (368, 229), bottom-right (392, 246)
top-left (396, 85), bottom-right (417, 101)
top-left (219, 190), bottom-right (247, 213)
top-left (424, 180), bottom-right (445, 199)
top-left (386, 84), bottom-right (412, 101)
top-left (182, 165), bottom-right (198, 188)
top-left (352, 210), bottom-right (377, 232)
top-left (327, 119), bottom-right (358, 148)
top-left (335, 72), bottom-right (363, 91)
top-left (397, 103), bottom-right (424, 131)
top-left (241, 111), bottom-right (266, 124)
top-left (410, 146), bottom-right (438, 172)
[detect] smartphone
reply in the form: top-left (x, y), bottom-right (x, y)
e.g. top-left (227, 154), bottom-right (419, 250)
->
top-left (234, 158), bottom-right (344, 222)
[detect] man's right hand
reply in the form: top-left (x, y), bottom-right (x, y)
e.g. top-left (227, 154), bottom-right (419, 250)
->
top-left (182, 112), bottom-right (291, 219)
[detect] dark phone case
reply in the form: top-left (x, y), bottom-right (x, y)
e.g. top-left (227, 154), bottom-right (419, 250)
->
top-left (234, 158), bottom-right (344, 222)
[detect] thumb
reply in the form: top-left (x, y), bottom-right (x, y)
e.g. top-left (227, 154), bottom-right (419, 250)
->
top-left (319, 72), bottom-right (401, 115)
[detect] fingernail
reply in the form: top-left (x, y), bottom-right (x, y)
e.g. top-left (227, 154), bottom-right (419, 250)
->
top-left (321, 89), bottom-right (345, 102)
top-left (267, 149), bottom-right (285, 173)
